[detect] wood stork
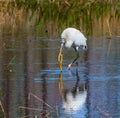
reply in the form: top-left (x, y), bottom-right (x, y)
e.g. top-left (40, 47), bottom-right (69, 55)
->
top-left (59, 27), bottom-right (87, 70)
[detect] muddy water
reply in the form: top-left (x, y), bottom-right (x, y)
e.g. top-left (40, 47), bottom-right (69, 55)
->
top-left (0, 32), bottom-right (120, 118)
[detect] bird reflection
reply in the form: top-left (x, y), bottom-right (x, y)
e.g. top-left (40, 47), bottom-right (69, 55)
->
top-left (59, 69), bottom-right (87, 112)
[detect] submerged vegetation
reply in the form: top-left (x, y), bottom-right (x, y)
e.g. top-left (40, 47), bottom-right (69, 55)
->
top-left (0, 0), bottom-right (120, 36)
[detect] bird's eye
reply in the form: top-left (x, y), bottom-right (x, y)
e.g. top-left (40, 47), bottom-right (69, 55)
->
top-left (84, 45), bottom-right (87, 50)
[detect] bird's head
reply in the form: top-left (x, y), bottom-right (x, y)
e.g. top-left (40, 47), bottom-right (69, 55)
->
top-left (60, 38), bottom-right (65, 47)
top-left (83, 45), bottom-right (88, 50)
top-left (78, 44), bottom-right (88, 51)
top-left (61, 38), bottom-right (73, 49)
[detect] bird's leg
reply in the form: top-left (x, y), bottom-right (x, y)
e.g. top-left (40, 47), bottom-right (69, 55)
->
top-left (68, 51), bottom-right (79, 70)
top-left (76, 61), bottom-right (78, 70)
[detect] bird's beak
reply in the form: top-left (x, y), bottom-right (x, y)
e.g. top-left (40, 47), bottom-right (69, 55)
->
top-left (58, 44), bottom-right (63, 71)
top-left (61, 43), bottom-right (64, 47)
top-left (60, 39), bottom-right (65, 47)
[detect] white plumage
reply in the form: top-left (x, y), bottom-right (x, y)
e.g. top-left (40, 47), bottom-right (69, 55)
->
top-left (60, 27), bottom-right (87, 69)
top-left (61, 28), bottom-right (87, 49)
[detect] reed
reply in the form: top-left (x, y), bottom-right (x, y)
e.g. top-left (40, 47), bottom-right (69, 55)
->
top-left (0, 0), bottom-right (120, 36)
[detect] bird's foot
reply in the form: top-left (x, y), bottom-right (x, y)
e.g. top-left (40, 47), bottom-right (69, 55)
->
top-left (68, 63), bottom-right (72, 70)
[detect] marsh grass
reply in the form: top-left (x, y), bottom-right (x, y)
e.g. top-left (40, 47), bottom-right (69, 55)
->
top-left (0, 0), bottom-right (120, 37)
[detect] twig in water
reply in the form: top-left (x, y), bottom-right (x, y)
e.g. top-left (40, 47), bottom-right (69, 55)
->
top-left (19, 106), bottom-right (53, 112)
top-left (19, 106), bottom-right (53, 118)
top-left (28, 92), bottom-right (53, 109)
top-left (0, 100), bottom-right (6, 118)
top-left (19, 106), bottom-right (42, 111)
top-left (96, 105), bottom-right (112, 118)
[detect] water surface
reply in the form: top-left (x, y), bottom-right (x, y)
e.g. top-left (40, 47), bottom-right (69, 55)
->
top-left (0, 33), bottom-right (120, 118)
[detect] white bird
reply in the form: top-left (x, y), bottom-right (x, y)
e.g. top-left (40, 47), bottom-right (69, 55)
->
top-left (60, 27), bottom-right (87, 69)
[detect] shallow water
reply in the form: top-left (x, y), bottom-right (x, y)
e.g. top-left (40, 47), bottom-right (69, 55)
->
top-left (0, 33), bottom-right (120, 118)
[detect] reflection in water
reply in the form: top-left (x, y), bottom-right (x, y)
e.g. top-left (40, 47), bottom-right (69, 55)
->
top-left (41, 74), bottom-right (47, 118)
top-left (23, 37), bottom-right (35, 117)
top-left (59, 69), bottom-right (88, 117)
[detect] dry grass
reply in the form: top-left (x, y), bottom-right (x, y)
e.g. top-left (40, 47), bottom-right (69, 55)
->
top-left (19, 92), bottom-right (55, 118)
top-left (0, 100), bottom-right (6, 118)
